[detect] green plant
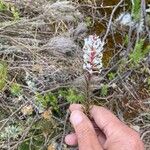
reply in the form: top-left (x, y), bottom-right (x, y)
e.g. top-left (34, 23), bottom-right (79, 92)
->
top-left (108, 72), bottom-right (116, 80)
top-left (129, 39), bottom-right (150, 64)
top-left (66, 88), bottom-right (85, 103)
top-left (0, 125), bottom-right (22, 140)
top-left (100, 84), bottom-right (108, 97)
top-left (85, 16), bottom-right (92, 27)
top-left (19, 118), bottom-right (57, 150)
top-left (0, 1), bottom-right (20, 20)
top-left (131, 0), bottom-right (141, 21)
top-left (45, 92), bottom-right (59, 112)
top-left (0, 0), bottom-right (6, 11)
top-left (0, 62), bottom-right (7, 91)
top-left (10, 83), bottom-right (22, 96)
top-left (19, 135), bottom-right (45, 150)
top-left (10, 6), bottom-right (20, 20)
top-left (58, 88), bottom-right (85, 104)
top-left (36, 92), bottom-right (59, 112)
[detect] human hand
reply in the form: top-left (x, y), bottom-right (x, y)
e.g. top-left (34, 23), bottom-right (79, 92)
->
top-left (65, 104), bottom-right (144, 150)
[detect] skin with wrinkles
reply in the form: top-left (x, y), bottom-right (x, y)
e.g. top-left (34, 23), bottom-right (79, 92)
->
top-left (65, 104), bottom-right (144, 150)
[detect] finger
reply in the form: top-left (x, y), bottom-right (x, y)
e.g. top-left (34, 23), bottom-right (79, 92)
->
top-left (65, 130), bottom-right (106, 147)
top-left (69, 104), bottom-right (106, 146)
top-left (97, 130), bottom-right (106, 146)
top-left (90, 106), bottom-right (144, 150)
top-left (70, 110), bottom-right (103, 150)
top-left (92, 120), bottom-right (106, 145)
top-left (90, 105), bottom-right (126, 138)
top-left (69, 104), bottom-right (83, 112)
top-left (65, 133), bottom-right (77, 146)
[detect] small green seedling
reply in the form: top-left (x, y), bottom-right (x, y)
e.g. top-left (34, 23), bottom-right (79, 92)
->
top-left (10, 83), bottom-right (22, 96)
top-left (101, 84), bottom-right (108, 97)
top-left (108, 72), bottom-right (116, 80)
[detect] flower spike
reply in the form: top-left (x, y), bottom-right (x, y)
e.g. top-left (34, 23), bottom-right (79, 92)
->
top-left (83, 35), bottom-right (104, 74)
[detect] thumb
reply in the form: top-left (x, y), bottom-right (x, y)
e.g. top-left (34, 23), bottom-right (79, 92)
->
top-left (70, 110), bottom-right (103, 150)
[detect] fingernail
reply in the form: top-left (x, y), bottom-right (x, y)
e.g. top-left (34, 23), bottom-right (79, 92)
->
top-left (70, 110), bottom-right (83, 126)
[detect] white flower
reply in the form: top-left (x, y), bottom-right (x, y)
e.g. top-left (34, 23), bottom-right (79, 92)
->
top-left (83, 35), bottom-right (104, 74)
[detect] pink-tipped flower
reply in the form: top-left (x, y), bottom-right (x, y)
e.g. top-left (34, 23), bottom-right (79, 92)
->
top-left (83, 35), bottom-right (104, 74)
